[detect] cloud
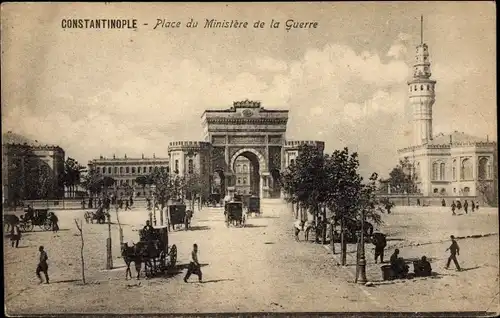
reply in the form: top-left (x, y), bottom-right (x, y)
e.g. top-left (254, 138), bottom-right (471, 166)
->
top-left (255, 56), bottom-right (288, 72)
top-left (387, 43), bottom-right (407, 59)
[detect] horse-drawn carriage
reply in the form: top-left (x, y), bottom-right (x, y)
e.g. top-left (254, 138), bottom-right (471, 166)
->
top-left (225, 201), bottom-right (245, 227)
top-left (121, 225), bottom-right (177, 279)
top-left (331, 217), bottom-right (374, 243)
top-left (18, 208), bottom-right (54, 232)
top-left (84, 206), bottom-right (109, 224)
top-left (169, 203), bottom-right (191, 231)
top-left (207, 193), bottom-right (221, 207)
top-left (247, 196), bottom-right (261, 216)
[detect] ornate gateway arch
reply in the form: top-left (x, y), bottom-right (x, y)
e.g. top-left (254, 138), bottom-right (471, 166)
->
top-left (167, 100), bottom-right (324, 199)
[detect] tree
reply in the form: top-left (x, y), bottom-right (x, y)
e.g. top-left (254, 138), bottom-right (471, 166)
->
top-left (63, 158), bottom-right (86, 197)
top-left (135, 175), bottom-right (152, 195)
top-left (477, 180), bottom-right (498, 207)
top-left (74, 219), bottom-right (86, 284)
top-left (37, 163), bottom-right (55, 199)
top-left (380, 157), bottom-right (418, 194)
top-left (81, 169), bottom-right (103, 197)
top-left (184, 172), bottom-right (203, 211)
top-left (102, 176), bottom-right (116, 194)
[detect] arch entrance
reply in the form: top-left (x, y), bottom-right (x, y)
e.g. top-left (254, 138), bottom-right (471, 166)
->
top-left (230, 148), bottom-right (266, 197)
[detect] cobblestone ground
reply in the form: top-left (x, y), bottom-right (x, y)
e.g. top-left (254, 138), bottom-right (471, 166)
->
top-left (4, 202), bottom-right (499, 314)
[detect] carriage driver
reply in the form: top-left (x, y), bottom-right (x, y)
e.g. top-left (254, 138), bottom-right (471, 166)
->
top-left (142, 220), bottom-right (154, 241)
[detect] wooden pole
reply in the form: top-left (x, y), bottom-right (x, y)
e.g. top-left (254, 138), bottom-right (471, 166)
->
top-left (106, 214), bottom-right (113, 270)
top-left (74, 219), bottom-right (86, 284)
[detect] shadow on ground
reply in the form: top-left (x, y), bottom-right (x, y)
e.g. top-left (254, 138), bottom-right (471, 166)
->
top-left (370, 271), bottom-right (456, 286)
top-left (243, 224), bottom-right (268, 228)
top-left (188, 225), bottom-right (211, 231)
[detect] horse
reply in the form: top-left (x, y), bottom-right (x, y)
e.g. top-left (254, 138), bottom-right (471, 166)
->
top-left (3, 214), bottom-right (20, 232)
top-left (84, 211), bottom-right (94, 224)
top-left (121, 243), bottom-right (144, 280)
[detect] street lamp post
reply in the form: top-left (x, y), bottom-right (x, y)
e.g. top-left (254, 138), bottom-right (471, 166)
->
top-left (355, 208), bottom-right (368, 284)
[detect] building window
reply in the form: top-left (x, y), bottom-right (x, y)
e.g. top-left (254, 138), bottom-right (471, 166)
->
top-left (137, 192), bottom-right (141, 197)
top-left (137, 167), bottom-right (141, 174)
top-left (188, 159), bottom-right (194, 174)
top-left (114, 167), bottom-right (118, 174)
top-left (175, 160), bottom-right (179, 172)
top-left (290, 159), bottom-right (295, 166)
top-left (433, 188), bottom-right (438, 193)
top-left (125, 179), bottom-right (129, 185)
top-left (160, 166), bottom-right (165, 172)
top-left (243, 177), bottom-right (247, 184)
top-left (167, 166), bottom-right (170, 173)
top-left (478, 157), bottom-right (491, 180)
top-left (126, 167), bottom-right (130, 173)
top-left (439, 163), bottom-right (445, 181)
top-left (237, 178), bottom-right (241, 184)
top-left (243, 165), bottom-right (247, 173)
top-left (463, 187), bottom-right (470, 194)
top-left (120, 167), bottom-right (123, 174)
top-left (461, 158), bottom-right (473, 180)
top-left (236, 164), bottom-right (241, 173)
top-left (149, 166), bottom-right (152, 172)
top-left (453, 188), bottom-right (456, 193)
top-left (131, 167), bottom-right (136, 174)
top-left (108, 167), bottom-right (112, 174)
top-left (102, 167), bottom-right (106, 174)
top-left (432, 162), bottom-right (439, 181)
top-left (452, 159), bottom-right (456, 180)
top-left (427, 85), bottom-right (430, 90)
top-left (420, 85), bottom-right (423, 90)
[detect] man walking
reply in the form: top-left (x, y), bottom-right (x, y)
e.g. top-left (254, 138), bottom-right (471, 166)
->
top-left (184, 243), bottom-right (202, 283)
top-left (463, 200), bottom-right (469, 214)
top-left (445, 235), bottom-right (461, 271)
top-left (10, 222), bottom-right (21, 248)
top-left (451, 201), bottom-right (456, 215)
top-left (471, 201), bottom-right (476, 212)
top-left (372, 232), bottom-right (387, 264)
top-left (36, 246), bottom-right (50, 284)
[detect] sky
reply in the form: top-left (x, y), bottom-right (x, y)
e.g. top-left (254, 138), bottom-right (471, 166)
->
top-left (1, 2), bottom-right (496, 178)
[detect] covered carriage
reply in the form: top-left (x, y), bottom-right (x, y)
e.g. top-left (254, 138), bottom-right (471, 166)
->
top-left (84, 206), bottom-right (108, 224)
top-left (224, 201), bottom-right (245, 227)
top-left (19, 208), bottom-right (54, 232)
top-left (169, 203), bottom-right (190, 231)
top-left (247, 196), bottom-right (261, 216)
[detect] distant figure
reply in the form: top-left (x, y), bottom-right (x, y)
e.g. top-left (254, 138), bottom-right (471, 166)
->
top-left (441, 199), bottom-right (446, 207)
top-left (49, 212), bottom-right (59, 234)
top-left (390, 249), bottom-right (409, 279)
top-left (10, 223), bottom-right (21, 248)
top-left (294, 219), bottom-right (305, 241)
top-left (451, 201), bottom-right (456, 215)
top-left (89, 197), bottom-right (93, 209)
top-left (463, 200), bottom-right (468, 214)
top-left (146, 197), bottom-right (151, 210)
top-left (129, 196), bottom-right (134, 207)
top-left (415, 256), bottom-right (432, 277)
top-left (98, 198), bottom-right (102, 208)
top-left (372, 232), bottom-right (387, 264)
top-left (184, 243), bottom-right (202, 283)
top-left (475, 201), bottom-right (480, 211)
top-left (36, 246), bottom-right (49, 284)
top-left (125, 200), bottom-right (131, 211)
top-left (445, 235), bottom-right (461, 271)
top-left (119, 198), bottom-right (124, 209)
top-left (417, 198), bottom-right (421, 206)
top-left (471, 201), bottom-right (476, 212)
top-left (81, 199), bottom-right (86, 209)
top-left (456, 201), bottom-right (462, 210)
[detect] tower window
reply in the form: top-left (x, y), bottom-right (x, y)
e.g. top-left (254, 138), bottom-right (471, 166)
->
top-left (414, 85), bottom-right (417, 91)
top-left (427, 85), bottom-right (430, 90)
top-left (410, 87), bottom-right (412, 92)
top-left (420, 85), bottom-right (423, 91)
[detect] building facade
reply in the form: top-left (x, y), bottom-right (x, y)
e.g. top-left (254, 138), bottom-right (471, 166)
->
top-left (397, 21), bottom-right (497, 200)
top-left (87, 154), bottom-right (169, 198)
top-left (2, 143), bottom-right (65, 205)
top-left (89, 99), bottom-right (325, 199)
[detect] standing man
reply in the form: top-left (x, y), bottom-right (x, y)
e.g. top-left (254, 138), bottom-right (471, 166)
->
top-left (10, 222), bottom-right (21, 248)
top-left (36, 246), bottom-right (50, 284)
top-left (372, 232), bottom-right (387, 264)
top-left (445, 235), bottom-right (462, 271)
top-left (184, 243), bottom-right (202, 283)
top-left (471, 201), bottom-right (476, 212)
top-left (50, 212), bottom-right (59, 234)
top-left (463, 200), bottom-right (468, 214)
top-left (451, 201), bottom-right (456, 215)
top-left (294, 219), bottom-right (305, 241)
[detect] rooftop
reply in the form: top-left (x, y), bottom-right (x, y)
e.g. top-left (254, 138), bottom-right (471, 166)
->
top-left (429, 131), bottom-right (493, 145)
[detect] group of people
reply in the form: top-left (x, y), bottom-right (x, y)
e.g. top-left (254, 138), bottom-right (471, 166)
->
top-left (82, 195), bottom-right (135, 211)
top-left (451, 200), bottom-right (478, 215)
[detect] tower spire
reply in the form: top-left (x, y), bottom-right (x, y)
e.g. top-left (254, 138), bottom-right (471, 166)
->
top-left (420, 15), bottom-right (423, 44)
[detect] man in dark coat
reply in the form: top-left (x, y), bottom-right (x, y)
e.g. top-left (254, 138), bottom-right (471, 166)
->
top-left (10, 223), bottom-right (21, 248)
top-left (415, 256), bottom-right (432, 277)
top-left (445, 235), bottom-right (461, 271)
top-left (36, 246), bottom-right (49, 284)
top-left (463, 200), bottom-right (468, 214)
top-left (390, 249), bottom-right (409, 279)
top-left (372, 232), bottom-right (387, 263)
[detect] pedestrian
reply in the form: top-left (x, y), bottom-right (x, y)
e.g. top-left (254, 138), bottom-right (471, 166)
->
top-left (10, 222), bottom-right (21, 248)
top-left (445, 235), bottom-right (461, 271)
top-left (372, 232), bottom-right (387, 264)
top-left (81, 199), bottom-right (86, 209)
top-left (293, 219), bottom-right (304, 241)
top-left (184, 243), bottom-right (202, 283)
top-left (475, 201), bottom-right (480, 211)
top-left (50, 212), bottom-right (59, 234)
top-left (417, 198), bottom-right (421, 206)
top-left (456, 200), bottom-right (462, 210)
top-left (98, 198), bottom-right (102, 208)
top-left (125, 200), bottom-right (131, 211)
top-left (463, 200), bottom-right (468, 214)
top-left (441, 198), bottom-right (446, 207)
top-left (89, 197), bottom-right (93, 209)
top-left (451, 201), bottom-right (456, 215)
top-left (471, 201), bottom-right (475, 212)
top-left (36, 246), bottom-right (50, 284)
top-left (129, 196), bottom-right (134, 207)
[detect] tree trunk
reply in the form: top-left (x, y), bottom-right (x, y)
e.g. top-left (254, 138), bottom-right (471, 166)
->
top-left (321, 204), bottom-right (327, 245)
top-left (341, 215), bottom-right (346, 266)
top-left (74, 219), bottom-right (86, 284)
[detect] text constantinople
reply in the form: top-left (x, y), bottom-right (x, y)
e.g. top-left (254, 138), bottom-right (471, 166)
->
top-left (61, 19), bottom-right (137, 29)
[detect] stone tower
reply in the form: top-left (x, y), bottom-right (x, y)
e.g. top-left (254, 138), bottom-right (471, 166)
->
top-left (408, 16), bottom-right (437, 146)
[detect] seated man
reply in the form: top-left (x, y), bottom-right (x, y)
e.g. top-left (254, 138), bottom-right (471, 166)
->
top-left (25, 205), bottom-right (35, 219)
top-left (390, 249), bottom-right (409, 279)
top-left (415, 256), bottom-right (432, 277)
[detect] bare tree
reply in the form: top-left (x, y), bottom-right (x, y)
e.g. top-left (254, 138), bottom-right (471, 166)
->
top-left (74, 219), bottom-right (86, 284)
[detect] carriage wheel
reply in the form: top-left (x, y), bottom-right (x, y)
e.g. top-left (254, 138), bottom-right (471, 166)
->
top-left (43, 219), bottom-right (52, 231)
top-left (169, 244), bottom-right (177, 268)
top-left (21, 221), bottom-right (34, 232)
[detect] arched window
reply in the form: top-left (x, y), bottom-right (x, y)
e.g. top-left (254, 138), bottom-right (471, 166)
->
top-left (137, 167), bottom-right (141, 174)
top-left (414, 85), bottom-right (417, 91)
top-left (427, 85), bottom-right (430, 90)
top-left (461, 158), bottom-right (473, 180)
top-left (420, 85), bottom-right (423, 90)
top-left (108, 167), bottom-right (112, 174)
top-left (102, 167), bottom-right (106, 174)
top-left (175, 160), bottom-right (179, 172)
top-left (236, 164), bottom-right (241, 173)
top-left (243, 165), bottom-right (247, 173)
top-left (463, 187), bottom-right (470, 195)
top-left (478, 157), bottom-right (490, 180)
top-left (114, 167), bottom-right (118, 174)
top-left (433, 188), bottom-right (438, 193)
top-left (243, 177), bottom-right (247, 184)
top-left (188, 159), bottom-right (194, 174)
top-left (237, 178), bottom-right (241, 184)
top-left (131, 167), bottom-right (136, 173)
top-left (452, 159), bottom-right (457, 180)
top-left (120, 167), bottom-right (123, 174)
top-left (439, 163), bottom-right (445, 180)
top-left (126, 167), bottom-right (130, 174)
top-left (149, 166), bottom-right (152, 172)
top-left (290, 159), bottom-right (295, 166)
top-left (432, 162), bottom-right (439, 180)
